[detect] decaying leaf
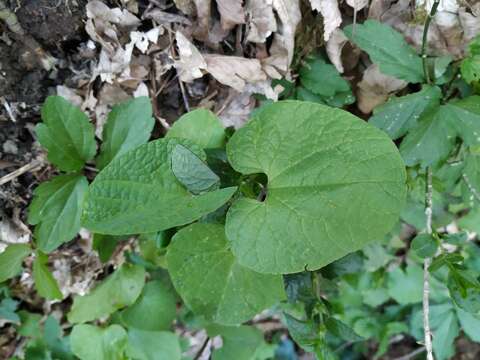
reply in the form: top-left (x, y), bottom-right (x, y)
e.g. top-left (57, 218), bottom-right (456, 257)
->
top-left (204, 55), bottom-right (267, 92)
top-left (216, 0), bottom-right (246, 31)
top-left (309, 0), bottom-right (342, 41)
top-left (357, 64), bottom-right (407, 114)
top-left (326, 28), bottom-right (348, 73)
top-left (245, 0), bottom-right (277, 43)
top-left (175, 31), bottom-right (207, 82)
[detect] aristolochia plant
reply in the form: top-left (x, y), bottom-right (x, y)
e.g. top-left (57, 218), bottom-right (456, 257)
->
top-left (76, 99), bottom-right (405, 322)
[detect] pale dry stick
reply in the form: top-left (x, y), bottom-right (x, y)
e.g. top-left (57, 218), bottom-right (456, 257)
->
top-left (1, 97), bottom-right (17, 122)
top-left (462, 173), bottom-right (480, 201)
top-left (423, 167), bottom-right (434, 360)
top-left (0, 160), bottom-right (43, 186)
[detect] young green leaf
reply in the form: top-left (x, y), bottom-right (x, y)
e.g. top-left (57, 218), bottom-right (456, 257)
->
top-left (126, 330), bottom-right (181, 360)
top-left (70, 324), bottom-right (127, 360)
top-left (92, 234), bottom-right (123, 263)
top-left (387, 263), bottom-right (423, 305)
top-left (440, 96), bottom-right (480, 146)
top-left (344, 20), bottom-right (424, 83)
top-left (284, 313), bottom-right (319, 352)
top-left (206, 324), bottom-right (268, 360)
top-left (171, 144), bottom-right (220, 194)
top-left (399, 108), bottom-right (455, 167)
top-left (166, 223), bottom-right (285, 325)
top-left (0, 298), bottom-right (20, 325)
top-left (226, 101), bottom-right (406, 274)
top-left (68, 264), bottom-right (145, 323)
top-left (96, 97), bottom-right (155, 169)
top-left (0, 244), bottom-right (31, 282)
top-left (120, 280), bottom-right (176, 331)
top-left (456, 307), bottom-right (480, 342)
top-left (461, 36), bottom-right (480, 84)
top-left (82, 138), bottom-right (236, 235)
top-left (36, 96), bottom-right (96, 172)
top-left (369, 86), bottom-right (441, 139)
top-left (431, 305), bottom-right (459, 360)
top-left (166, 108), bottom-right (226, 148)
top-left (28, 174), bottom-right (88, 253)
top-left (410, 233), bottom-right (438, 258)
top-left (325, 317), bottom-right (363, 342)
top-left (33, 251), bottom-right (62, 300)
top-left (299, 56), bottom-right (351, 97)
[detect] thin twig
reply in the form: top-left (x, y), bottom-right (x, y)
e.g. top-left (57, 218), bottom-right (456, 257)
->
top-left (423, 167), bottom-right (434, 360)
top-left (1, 97), bottom-right (16, 122)
top-left (0, 160), bottom-right (43, 186)
top-left (193, 337), bottom-right (210, 360)
top-left (462, 173), bottom-right (480, 201)
top-left (178, 76), bottom-right (191, 112)
top-left (392, 347), bottom-right (426, 360)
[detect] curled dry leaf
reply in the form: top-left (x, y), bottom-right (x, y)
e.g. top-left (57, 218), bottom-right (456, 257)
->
top-left (193, 0), bottom-right (212, 40)
top-left (309, 0), bottom-right (342, 41)
top-left (143, 8), bottom-right (192, 25)
top-left (173, 0), bottom-right (197, 15)
top-left (245, 0), bottom-right (277, 43)
top-left (459, 6), bottom-right (480, 43)
top-left (216, 0), bottom-right (246, 31)
top-left (86, 0), bottom-right (140, 27)
top-left (266, 0), bottom-right (301, 75)
top-left (175, 31), bottom-right (207, 82)
top-left (326, 28), bottom-right (348, 73)
top-left (356, 64), bottom-right (407, 114)
top-left (204, 55), bottom-right (267, 92)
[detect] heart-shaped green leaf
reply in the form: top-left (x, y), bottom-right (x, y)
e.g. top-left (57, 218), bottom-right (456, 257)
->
top-left (70, 324), bottom-right (127, 360)
top-left (166, 223), bottom-right (285, 325)
top-left (82, 138), bottom-right (236, 235)
top-left (225, 101), bottom-right (406, 274)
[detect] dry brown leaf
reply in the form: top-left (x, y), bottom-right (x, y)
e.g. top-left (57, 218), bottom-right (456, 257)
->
top-left (218, 89), bottom-right (256, 128)
top-left (265, 0), bottom-right (301, 75)
top-left (173, 0), bottom-right (197, 15)
top-left (326, 28), bottom-right (348, 73)
top-left (204, 54), bottom-right (267, 91)
top-left (309, 0), bottom-right (342, 41)
top-left (143, 8), bottom-right (192, 25)
top-left (86, 0), bottom-right (140, 27)
top-left (246, 0), bottom-right (277, 43)
top-left (216, 0), bottom-right (246, 31)
top-left (357, 64), bottom-right (407, 114)
top-left (175, 31), bottom-right (207, 82)
top-left (193, 0), bottom-right (212, 40)
top-left (459, 7), bottom-right (480, 43)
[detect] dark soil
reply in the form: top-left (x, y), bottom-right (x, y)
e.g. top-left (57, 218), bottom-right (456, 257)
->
top-left (0, 0), bottom-right (87, 217)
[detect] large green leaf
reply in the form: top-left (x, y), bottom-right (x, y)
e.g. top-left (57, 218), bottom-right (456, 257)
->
top-left (344, 20), bottom-right (424, 83)
top-left (225, 101), bottom-right (406, 274)
top-left (370, 86), bottom-right (441, 139)
top-left (82, 138), bottom-right (236, 235)
top-left (0, 244), bottom-right (31, 282)
top-left (70, 324), bottom-right (127, 360)
top-left (120, 280), bottom-right (176, 331)
top-left (96, 97), bottom-right (155, 169)
top-left (126, 330), bottom-right (181, 360)
top-left (36, 96), bottom-right (96, 172)
top-left (166, 223), bottom-right (285, 325)
top-left (28, 174), bottom-right (89, 253)
top-left (399, 108), bottom-right (456, 167)
top-left (166, 108), bottom-right (226, 148)
top-left (33, 251), bottom-right (62, 300)
top-left (461, 36), bottom-right (480, 84)
top-left (68, 264), bottom-right (145, 323)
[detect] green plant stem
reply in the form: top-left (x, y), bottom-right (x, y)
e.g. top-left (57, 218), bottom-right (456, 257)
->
top-left (423, 167), bottom-right (434, 360)
top-left (421, 0), bottom-right (441, 84)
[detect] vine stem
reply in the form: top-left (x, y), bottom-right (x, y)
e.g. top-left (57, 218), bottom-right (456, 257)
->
top-left (421, 0), bottom-right (441, 85)
top-left (423, 167), bottom-right (434, 360)
top-left (421, 0), bottom-right (440, 357)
